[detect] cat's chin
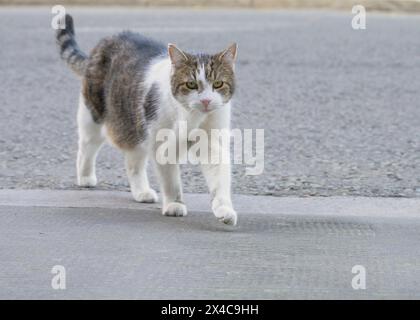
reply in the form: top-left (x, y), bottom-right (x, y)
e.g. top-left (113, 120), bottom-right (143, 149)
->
top-left (189, 106), bottom-right (220, 114)
top-left (177, 101), bottom-right (221, 114)
top-left (199, 109), bottom-right (217, 114)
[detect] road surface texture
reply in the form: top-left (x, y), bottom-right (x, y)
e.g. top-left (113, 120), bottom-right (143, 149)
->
top-left (1, 7), bottom-right (420, 197)
top-left (1, 189), bottom-right (420, 299)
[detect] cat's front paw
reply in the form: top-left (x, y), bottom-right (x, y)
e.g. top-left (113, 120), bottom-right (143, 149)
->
top-left (78, 175), bottom-right (97, 187)
top-left (163, 202), bottom-right (188, 217)
top-left (133, 189), bottom-right (158, 203)
top-left (214, 206), bottom-right (238, 226)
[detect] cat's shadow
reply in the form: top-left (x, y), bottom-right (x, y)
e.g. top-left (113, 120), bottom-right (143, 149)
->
top-left (152, 209), bottom-right (239, 233)
top-left (162, 213), bottom-right (239, 233)
top-left (73, 190), bottom-right (245, 233)
top-left (103, 198), bottom-right (241, 233)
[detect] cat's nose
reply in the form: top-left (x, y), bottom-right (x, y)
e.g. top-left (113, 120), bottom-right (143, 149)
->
top-left (200, 99), bottom-right (211, 108)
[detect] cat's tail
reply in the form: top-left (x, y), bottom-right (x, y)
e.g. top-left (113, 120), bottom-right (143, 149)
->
top-left (56, 14), bottom-right (87, 76)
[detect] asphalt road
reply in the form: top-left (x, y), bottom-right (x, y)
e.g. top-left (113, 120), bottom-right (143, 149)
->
top-left (1, 7), bottom-right (420, 197)
top-left (1, 190), bottom-right (420, 299)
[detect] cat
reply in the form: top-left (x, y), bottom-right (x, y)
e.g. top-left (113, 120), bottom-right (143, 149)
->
top-left (56, 14), bottom-right (238, 225)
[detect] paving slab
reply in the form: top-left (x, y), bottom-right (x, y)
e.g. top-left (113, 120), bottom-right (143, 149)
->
top-left (0, 189), bottom-right (419, 299)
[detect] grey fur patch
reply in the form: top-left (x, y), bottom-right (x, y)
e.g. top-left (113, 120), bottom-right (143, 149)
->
top-left (144, 83), bottom-right (160, 122)
top-left (80, 31), bottom-right (166, 149)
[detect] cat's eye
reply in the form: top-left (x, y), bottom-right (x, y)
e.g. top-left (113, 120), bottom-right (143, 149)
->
top-left (213, 80), bottom-right (224, 89)
top-left (186, 81), bottom-right (198, 90)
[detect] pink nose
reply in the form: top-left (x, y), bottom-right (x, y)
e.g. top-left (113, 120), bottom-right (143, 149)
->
top-left (200, 99), bottom-right (211, 108)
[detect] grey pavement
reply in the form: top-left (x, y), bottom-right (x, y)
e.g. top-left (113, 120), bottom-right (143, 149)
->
top-left (1, 7), bottom-right (420, 197)
top-left (1, 189), bottom-right (420, 299)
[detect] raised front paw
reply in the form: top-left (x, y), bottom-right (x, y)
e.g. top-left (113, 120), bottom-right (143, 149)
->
top-left (133, 188), bottom-right (158, 203)
top-left (163, 202), bottom-right (188, 217)
top-left (214, 205), bottom-right (238, 226)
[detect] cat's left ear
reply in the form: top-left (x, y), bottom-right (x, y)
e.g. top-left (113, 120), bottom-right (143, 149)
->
top-left (168, 43), bottom-right (189, 66)
top-left (218, 43), bottom-right (238, 65)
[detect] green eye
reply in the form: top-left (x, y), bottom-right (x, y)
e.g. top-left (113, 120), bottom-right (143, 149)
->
top-left (186, 81), bottom-right (198, 90)
top-left (213, 80), bottom-right (224, 89)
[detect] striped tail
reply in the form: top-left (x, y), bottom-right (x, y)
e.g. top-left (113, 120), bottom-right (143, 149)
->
top-left (56, 14), bottom-right (87, 76)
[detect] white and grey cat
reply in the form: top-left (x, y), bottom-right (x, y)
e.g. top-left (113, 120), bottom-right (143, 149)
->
top-left (56, 14), bottom-right (238, 225)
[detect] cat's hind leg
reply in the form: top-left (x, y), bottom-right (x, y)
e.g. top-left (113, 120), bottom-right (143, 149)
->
top-left (76, 94), bottom-right (105, 187)
top-left (124, 146), bottom-right (158, 203)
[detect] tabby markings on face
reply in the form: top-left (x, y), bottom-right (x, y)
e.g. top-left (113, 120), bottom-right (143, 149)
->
top-left (169, 44), bottom-right (237, 113)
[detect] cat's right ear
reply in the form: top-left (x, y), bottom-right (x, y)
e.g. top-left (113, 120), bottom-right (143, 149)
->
top-left (168, 44), bottom-right (188, 66)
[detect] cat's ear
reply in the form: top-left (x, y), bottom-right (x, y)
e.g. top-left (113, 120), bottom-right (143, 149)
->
top-left (168, 43), bottom-right (188, 66)
top-left (218, 43), bottom-right (238, 65)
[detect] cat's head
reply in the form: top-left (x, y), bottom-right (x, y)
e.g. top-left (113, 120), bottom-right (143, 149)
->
top-left (168, 43), bottom-right (237, 113)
